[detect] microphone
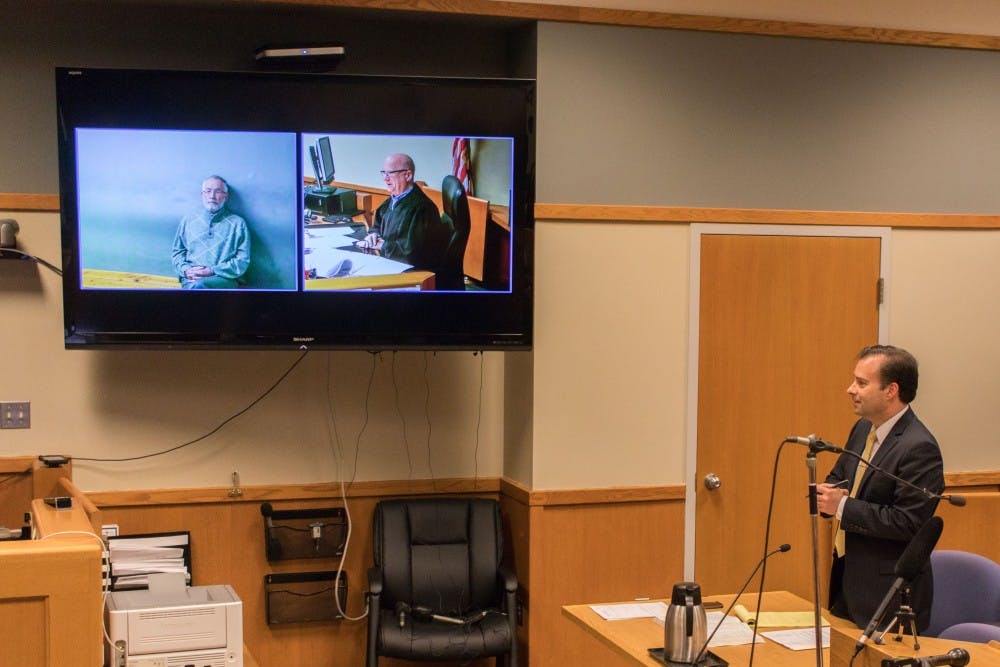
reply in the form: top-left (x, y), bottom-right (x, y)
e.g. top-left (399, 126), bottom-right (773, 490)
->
top-left (853, 516), bottom-right (944, 657)
top-left (784, 435), bottom-right (844, 453)
top-left (691, 543), bottom-right (792, 664)
top-left (785, 436), bottom-right (965, 507)
top-left (941, 494), bottom-right (966, 507)
top-left (920, 648), bottom-right (971, 667)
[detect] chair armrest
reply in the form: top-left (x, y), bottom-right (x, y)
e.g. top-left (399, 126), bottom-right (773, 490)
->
top-left (367, 566), bottom-right (384, 597)
top-left (498, 562), bottom-right (520, 667)
top-left (366, 567), bottom-right (384, 667)
top-left (498, 563), bottom-right (518, 593)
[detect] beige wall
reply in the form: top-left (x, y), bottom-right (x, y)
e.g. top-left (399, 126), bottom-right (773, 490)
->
top-left (0, 211), bottom-right (508, 492)
top-left (4, 215), bottom-right (1000, 493)
top-left (890, 229), bottom-right (1000, 472)
top-left (530, 220), bottom-right (689, 488)
top-left (524, 222), bottom-right (1000, 491)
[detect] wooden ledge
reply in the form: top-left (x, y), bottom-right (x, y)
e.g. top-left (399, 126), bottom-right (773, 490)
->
top-left (254, 0), bottom-right (1000, 51)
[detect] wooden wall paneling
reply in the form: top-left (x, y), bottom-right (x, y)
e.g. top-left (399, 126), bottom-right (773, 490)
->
top-left (98, 489), bottom-right (503, 667)
top-left (527, 497), bottom-right (686, 667)
top-left (24, 474), bottom-right (995, 666)
top-left (935, 491), bottom-right (1000, 564)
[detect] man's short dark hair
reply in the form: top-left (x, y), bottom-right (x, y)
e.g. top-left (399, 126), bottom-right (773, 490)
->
top-left (859, 344), bottom-right (918, 403)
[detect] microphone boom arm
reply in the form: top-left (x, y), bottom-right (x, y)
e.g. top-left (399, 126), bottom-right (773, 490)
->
top-left (783, 436), bottom-right (963, 507)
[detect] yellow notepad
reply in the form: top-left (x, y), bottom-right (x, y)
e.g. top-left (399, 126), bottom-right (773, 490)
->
top-left (732, 604), bottom-right (830, 628)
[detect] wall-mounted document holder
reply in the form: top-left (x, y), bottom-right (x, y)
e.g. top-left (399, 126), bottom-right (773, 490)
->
top-left (264, 571), bottom-right (347, 624)
top-left (260, 503), bottom-right (346, 561)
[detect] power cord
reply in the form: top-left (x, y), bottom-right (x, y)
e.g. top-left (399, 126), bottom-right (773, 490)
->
top-left (0, 247), bottom-right (62, 275)
top-left (747, 440), bottom-right (791, 666)
top-left (73, 350), bottom-right (309, 463)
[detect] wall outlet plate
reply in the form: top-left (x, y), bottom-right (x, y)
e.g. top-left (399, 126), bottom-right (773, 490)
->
top-left (0, 402), bottom-right (30, 428)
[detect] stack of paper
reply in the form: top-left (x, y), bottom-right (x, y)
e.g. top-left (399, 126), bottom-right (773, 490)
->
top-left (108, 532), bottom-right (191, 590)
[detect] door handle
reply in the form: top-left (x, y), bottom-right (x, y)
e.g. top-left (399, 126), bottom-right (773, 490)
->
top-left (703, 473), bottom-right (722, 491)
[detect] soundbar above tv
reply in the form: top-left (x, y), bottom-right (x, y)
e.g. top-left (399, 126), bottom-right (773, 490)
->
top-left (56, 67), bottom-right (535, 350)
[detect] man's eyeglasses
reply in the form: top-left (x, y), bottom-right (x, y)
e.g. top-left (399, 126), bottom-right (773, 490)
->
top-left (379, 169), bottom-right (409, 178)
top-left (201, 188), bottom-right (227, 196)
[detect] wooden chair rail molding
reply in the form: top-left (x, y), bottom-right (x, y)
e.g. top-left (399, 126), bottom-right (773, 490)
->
top-left (249, 0), bottom-right (1000, 51)
top-left (535, 204), bottom-right (1000, 229)
top-left (6, 193), bottom-right (1000, 230)
top-left (85, 475), bottom-right (503, 507)
top-left (74, 470), bottom-right (998, 510)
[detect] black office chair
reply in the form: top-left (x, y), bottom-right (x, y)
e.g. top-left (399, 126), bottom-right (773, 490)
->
top-left (366, 497), bottom-right (518, 667)
top-left (437, 175), bottom-right (471, 290)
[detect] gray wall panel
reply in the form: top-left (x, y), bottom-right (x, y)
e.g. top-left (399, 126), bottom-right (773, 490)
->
top-left (536, 22), bottom-right (1000, 213)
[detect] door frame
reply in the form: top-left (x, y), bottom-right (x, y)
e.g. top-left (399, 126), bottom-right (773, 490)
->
top-left (683, 223), bottom-right (892, 579)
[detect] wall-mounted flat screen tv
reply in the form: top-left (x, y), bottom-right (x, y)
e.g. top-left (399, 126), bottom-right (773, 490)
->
top-left (56, 67), bottom-right (534, 350)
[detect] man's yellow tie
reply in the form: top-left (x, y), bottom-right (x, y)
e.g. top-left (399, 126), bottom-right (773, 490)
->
top-left (834, 427), bottom-right (877, 556)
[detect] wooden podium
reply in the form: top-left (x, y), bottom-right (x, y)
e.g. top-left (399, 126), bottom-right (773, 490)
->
top-left (0, 495), bottom-right (104, 667)
top-left (829, 625), bottom-right (1000, 666)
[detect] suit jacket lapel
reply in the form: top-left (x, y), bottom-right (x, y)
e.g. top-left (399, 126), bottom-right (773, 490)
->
top-left (857, 409), bottom-right (914, 495)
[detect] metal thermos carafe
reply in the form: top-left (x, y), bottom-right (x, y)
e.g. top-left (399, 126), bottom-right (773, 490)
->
top-left (664, 581), bottom-right (708, 664)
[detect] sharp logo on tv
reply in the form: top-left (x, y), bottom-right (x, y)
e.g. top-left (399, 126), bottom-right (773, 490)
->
top-left (56, 68), bottom-right (535, 350)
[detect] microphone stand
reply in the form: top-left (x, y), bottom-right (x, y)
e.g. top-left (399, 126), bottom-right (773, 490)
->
top-left (805, 445), bottom-right (825, 667)
top-left (877, 584), bottom-right (920, 650)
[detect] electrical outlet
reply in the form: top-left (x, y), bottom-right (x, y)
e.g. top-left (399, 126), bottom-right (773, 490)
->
top-left (1, 402), bottom-right (30, 429)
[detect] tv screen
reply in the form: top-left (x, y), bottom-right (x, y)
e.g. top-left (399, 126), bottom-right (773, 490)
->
top-left (56, 67), bottom-right (534, 350)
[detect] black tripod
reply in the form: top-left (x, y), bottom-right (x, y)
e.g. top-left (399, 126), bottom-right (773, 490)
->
top-left (876, 585), bottom-right (921, 651)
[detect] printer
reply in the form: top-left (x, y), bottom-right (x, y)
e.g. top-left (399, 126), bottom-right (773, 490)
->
top-left (107, 578), bottom-right (242, 667)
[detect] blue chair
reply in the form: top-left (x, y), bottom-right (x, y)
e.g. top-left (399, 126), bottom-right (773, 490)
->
top-left (925, 550), bottom-right (1000, 637)
top-left (938, 622), bottom-right (1000, 643)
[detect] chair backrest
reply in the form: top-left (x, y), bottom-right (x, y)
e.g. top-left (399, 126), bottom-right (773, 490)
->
top-left (438, 175), bottom-right (471, 288)
top-left (938, 622), bottom-right (1000, 644)
top-left (373, 497), bottom-right (503, 615)
top-left (926, 549), bottom-right (1000, 637)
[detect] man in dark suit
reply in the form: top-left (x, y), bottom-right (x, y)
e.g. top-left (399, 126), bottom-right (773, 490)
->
top-left (355, 153), bottom-right (449, 275)
top-left (817, 345), bottom-right (944, 632)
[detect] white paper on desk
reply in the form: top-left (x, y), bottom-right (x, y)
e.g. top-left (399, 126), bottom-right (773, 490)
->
top-left (305, 226), bottom-right (358, 242)
top-left (652, 612), bottom-right (765, 647)
top-left (760, 626), bottom-right (830, 650)
top-left (590, 601), bottom-right (668, 621)
top-left (306, 247), bottom-right (413, 279)
top-left (702, 612), bottom-right (767, 647)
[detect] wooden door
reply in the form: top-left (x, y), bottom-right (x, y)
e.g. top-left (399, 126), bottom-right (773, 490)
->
top-left (694, 233), bottom-right (881, 601)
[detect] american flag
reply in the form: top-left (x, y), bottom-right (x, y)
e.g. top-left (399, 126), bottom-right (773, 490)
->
top-left (451, 137), bottom-right (473, 196)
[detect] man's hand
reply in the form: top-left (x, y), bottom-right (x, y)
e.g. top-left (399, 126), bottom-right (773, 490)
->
top-left (355, 232), bottom-right (384, 253)
top-left (816, 482), bottom-right (849, 515)
top-left (185, 265), bottom-right (213, 279)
